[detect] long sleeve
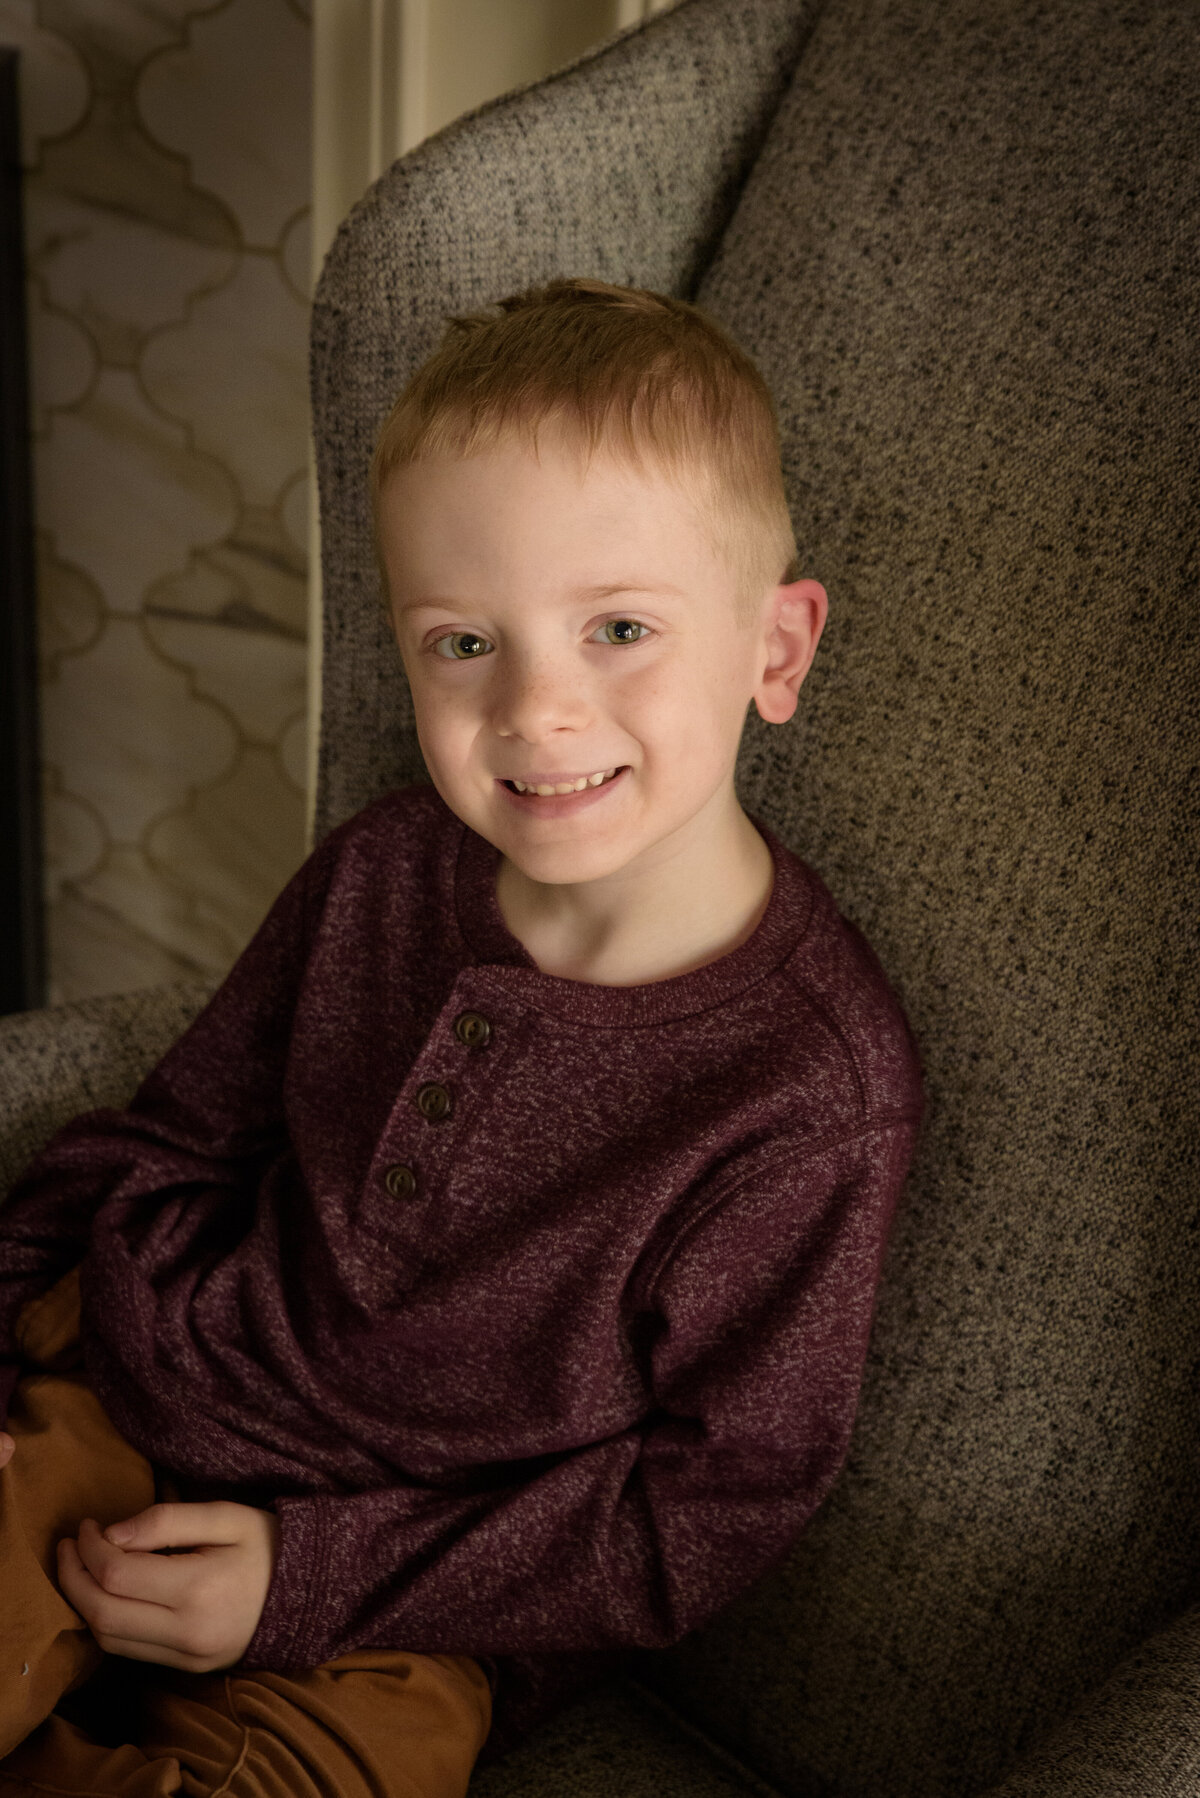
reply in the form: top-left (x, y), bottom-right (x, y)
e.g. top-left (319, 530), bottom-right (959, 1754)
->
top-left (241, 1114), bottom-right (920, 1670)
top-left (0, 833), bottom-right (335, 1429)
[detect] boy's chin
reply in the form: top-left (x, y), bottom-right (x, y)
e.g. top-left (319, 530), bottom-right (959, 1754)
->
top-left (498, 838), bottom-right (624, 885)
top-left (494, 824), bottom-right (644, 891)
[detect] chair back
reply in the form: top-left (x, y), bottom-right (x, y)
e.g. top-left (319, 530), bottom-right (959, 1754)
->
top-left (310, 2), bottom-right (1200, 1789)
top-left (637, 2), bottom-right (1200, 1792)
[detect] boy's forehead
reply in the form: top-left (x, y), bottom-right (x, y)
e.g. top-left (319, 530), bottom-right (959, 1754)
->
top-left (373, 419), bottom-right (784, 617)
top-left (378, 433), bottom-right (734, 564)
top-left (380, 425), bottom-right (709, 496)
top-left (390, 436), bottom-right (658, 515)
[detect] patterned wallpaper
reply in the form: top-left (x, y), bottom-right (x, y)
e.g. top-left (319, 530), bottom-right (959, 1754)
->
top-left (1, 0), bottom-right (311, 1005)
top-left (2, 0), bottom-right (670, 1012)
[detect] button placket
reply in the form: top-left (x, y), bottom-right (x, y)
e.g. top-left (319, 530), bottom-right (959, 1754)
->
top-left (376, 1004), bottom-right (496, 1210)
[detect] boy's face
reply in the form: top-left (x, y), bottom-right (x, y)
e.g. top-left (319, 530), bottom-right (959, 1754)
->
top-left (380, 429), bottom-right (822, 891)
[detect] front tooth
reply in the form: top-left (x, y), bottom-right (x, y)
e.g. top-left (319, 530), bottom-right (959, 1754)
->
top-left (517, 771), bottom-right (615, 795)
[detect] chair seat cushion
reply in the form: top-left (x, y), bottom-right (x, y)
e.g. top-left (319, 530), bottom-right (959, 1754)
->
top-left (470, 1678), bottom-right (780, 1797)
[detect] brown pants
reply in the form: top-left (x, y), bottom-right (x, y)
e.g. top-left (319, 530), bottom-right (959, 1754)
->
top-left (0, 1267), bottom-right (492, 1797)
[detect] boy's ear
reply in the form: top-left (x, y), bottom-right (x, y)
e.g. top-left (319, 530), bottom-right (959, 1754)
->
top-left (752, 578), bottom-right (828, 724)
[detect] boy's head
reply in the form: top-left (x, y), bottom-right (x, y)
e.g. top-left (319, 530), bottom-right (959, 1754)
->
top-left (371, 277), bottom-right (800, 624)
top-left (371, 278), bottom-right (826, 895)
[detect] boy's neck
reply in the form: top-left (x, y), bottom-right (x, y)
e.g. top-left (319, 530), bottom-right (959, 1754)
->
top-left (493, 805), bottom-right (775, 988)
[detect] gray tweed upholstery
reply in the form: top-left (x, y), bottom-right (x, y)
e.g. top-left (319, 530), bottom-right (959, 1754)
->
top-left (983, 1602), bottom-right (1200, 1798)
top-left (2, 0), bottom-right (1196, 1792)
top-left (626, 1), bottom-right (1200, 1792)
top-left (468, 1680), bottom-right (783, 1798)
top-left (0, 982), bottom-right (215, 1195)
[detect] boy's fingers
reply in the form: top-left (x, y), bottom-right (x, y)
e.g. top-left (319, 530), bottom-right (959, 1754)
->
top-left (0, 1432), bottom-right (14, 1466)
top-left (56, 1541), bottom-right (204, 1666)
top-left (70, 1517), bottom-right (199, 1611)
top-left (103, 1500), bottom-right (245, 1551)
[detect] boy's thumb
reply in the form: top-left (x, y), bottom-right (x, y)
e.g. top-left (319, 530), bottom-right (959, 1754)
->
top-left (106, 1520), bottom-right (135, 1543)
top-left (0, 1431), bottom-right (14, 1464)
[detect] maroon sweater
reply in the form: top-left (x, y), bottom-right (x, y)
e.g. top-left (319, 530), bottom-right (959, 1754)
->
top-left (0, 784), bottom-right (922, 1761)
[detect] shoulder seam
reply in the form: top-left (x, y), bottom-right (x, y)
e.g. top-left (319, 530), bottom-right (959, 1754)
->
top-left (779, 948), bottom-right (870, 1116)
top-left (643, 1111), bottom-right (922, 1308)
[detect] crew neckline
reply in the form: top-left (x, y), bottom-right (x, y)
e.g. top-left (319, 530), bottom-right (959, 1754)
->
top-left (451, 803), bottom-right (816, 1026)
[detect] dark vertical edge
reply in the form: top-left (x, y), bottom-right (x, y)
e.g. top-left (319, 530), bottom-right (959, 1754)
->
top-left (0, 48), bottom-right (47, 1015)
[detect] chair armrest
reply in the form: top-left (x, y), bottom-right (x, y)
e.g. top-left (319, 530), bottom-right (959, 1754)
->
top-left (0, 982), bottom-right (215, 1195)
top-left (981, 1601), bottom-right (1200, 1797)
top-left (310, 0), bottom-right (818, 838)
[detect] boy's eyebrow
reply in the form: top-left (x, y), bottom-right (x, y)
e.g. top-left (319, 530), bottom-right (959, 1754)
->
top-left (396, 581), bottom-right (686, 615)
top-left (575, 581), bottom-right (686, 602)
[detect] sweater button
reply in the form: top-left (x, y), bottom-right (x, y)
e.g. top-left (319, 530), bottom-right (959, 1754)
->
top-left (453, 1010), bottom-right (491, 1048)
top-left (415, 1081), bottom-right (453, 1122)
top-left (383, 1163), bottom-right (416, 1200)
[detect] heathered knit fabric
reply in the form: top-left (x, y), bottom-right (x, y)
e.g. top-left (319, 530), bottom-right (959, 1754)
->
top-left (0, 782), bottom-right (921, 1765)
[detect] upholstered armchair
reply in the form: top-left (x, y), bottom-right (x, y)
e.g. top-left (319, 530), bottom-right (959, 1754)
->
top-left (3, 0), bottom-right (1196, 1790)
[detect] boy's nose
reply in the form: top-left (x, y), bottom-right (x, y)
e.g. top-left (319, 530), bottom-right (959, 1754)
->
top-left (492, 659), bottom-right (592, 741)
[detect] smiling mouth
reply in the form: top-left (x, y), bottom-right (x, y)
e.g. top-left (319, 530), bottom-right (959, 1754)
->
top-left (502, 767), bottom-right (626, 796)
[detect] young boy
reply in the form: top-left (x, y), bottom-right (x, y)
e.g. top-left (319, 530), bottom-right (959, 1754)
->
top-left (0, 279), bottom-right (923, 1796)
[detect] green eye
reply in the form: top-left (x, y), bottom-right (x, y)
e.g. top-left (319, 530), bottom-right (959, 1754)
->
top-left (434, 632), bottom-right (491, 660)
top-left (601, 619), bottom-right (647, 645)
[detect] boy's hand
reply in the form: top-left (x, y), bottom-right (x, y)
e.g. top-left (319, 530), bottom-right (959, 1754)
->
top-left (0, 1431), bottom-right (13, 1468)
top-left (55, 1501), bottom-right (281, 1673)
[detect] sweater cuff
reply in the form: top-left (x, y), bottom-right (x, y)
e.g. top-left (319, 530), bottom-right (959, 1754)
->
top-left (239, 1493), bottom-right (333, 1673)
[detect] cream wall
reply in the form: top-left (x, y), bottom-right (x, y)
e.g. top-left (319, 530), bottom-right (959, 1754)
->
top-left (427, 0), bottom-right (617, 131)
top-left (3, 0), bottom-right (672, 1007)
